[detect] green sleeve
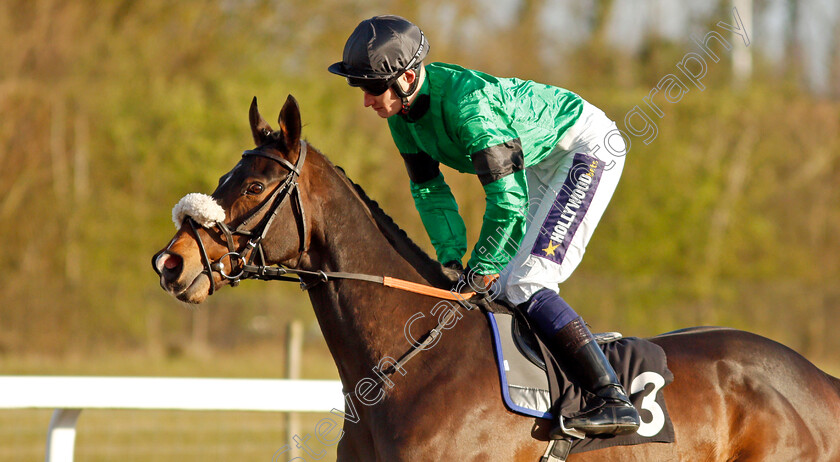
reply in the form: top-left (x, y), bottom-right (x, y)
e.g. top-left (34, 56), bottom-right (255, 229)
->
top-left (451, 90), bottom-right (529, 274)
top-left (409, 173), bottom-right (467, 266)
top-left (467, 171), bottom-right (528, 274)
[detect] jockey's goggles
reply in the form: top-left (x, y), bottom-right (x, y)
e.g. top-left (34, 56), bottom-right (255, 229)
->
top-left (346, 76), bottom-right (396, 96)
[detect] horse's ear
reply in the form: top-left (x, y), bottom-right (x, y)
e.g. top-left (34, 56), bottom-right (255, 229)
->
top-left (278, 94), bottom-right (302, 150)
top-left (249, 96), bottom-right (274, 146)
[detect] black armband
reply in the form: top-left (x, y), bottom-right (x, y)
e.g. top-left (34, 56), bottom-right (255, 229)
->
top-left (470, 138), bottom-right (525, 186)
top-left (401, 151), bottom-right (441, 184)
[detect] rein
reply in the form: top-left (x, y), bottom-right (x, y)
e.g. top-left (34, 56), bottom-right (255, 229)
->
top-left (238, 264), bottom-right (476, 301)
top-left (184, 139), bottom-right (484, 390)
top-left (189, 140), bottom-right (477, 302)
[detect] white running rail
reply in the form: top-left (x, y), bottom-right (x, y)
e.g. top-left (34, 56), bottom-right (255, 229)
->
top-left (0, 376), bottom-right (344, 462)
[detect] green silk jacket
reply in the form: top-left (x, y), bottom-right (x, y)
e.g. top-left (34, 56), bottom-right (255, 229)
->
top-left (387, 62), bottom-right (583, 274)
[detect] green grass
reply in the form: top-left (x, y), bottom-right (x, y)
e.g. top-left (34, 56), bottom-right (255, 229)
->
top-left (0, 347), bottom-right (342, 461)
top-left (0, 409), bottom-right (340, 462)
top-left (1, 345), bottom-right (838, 461)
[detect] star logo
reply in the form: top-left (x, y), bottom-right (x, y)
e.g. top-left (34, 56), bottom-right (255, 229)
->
top-left (543, 240), bottom-right (561, 256)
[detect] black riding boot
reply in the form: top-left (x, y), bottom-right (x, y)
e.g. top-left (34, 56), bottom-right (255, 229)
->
top-left (549, 317), bottom-right (640, 438)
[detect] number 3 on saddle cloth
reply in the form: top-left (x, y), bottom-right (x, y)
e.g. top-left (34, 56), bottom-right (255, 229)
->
top-left (486, 311), bottom-right (676, 455)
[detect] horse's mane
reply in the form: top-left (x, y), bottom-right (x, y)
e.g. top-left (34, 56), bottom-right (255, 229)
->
top-left (331, 164), bottom-right (453, 288)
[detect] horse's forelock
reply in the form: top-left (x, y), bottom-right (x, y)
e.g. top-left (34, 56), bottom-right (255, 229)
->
top-left (262, 131), bottom-right (289, 152)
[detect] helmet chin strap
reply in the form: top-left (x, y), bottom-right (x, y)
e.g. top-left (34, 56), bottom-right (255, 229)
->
top-left (392, 69), bottom-right (421, 115)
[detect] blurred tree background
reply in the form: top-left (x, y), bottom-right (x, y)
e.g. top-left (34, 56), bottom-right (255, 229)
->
top-left (1, 0), bottom-right (838, 372)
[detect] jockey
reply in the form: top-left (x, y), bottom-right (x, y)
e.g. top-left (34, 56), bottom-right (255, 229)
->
top-left (329, 15), bottom-right (640, 438)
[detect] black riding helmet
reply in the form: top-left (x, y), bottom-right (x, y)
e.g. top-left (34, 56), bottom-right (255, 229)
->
top-left (328, 15), bottom-right (428, 112)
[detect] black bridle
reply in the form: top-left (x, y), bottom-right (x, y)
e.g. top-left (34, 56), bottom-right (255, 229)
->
top-left (178, 138), bottom-right (482, 390)
top-left (188, 140), bottom-right (309, 295)
top-left (186, 139), bottom-right (468, 296)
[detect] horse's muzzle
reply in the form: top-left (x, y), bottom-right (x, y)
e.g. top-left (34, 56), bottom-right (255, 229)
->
top-left (151, 250), bottom-right (165, 276)
top-left (152, 250), bottom-right (184, 286)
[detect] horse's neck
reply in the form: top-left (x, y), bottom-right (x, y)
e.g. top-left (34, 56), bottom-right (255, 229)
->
top-left (301, 155), bottom-right (437, 384)
top-left (302, 156), bottom-right (426, 282)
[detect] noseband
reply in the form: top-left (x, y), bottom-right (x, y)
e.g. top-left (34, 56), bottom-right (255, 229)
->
top-left (188, 140), bottom-right (308, 294)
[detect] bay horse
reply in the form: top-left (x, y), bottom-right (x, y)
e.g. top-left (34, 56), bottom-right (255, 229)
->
top-left (152, 96), bottom-right (840, 461)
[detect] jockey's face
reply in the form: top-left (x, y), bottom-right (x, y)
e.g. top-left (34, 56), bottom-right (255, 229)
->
top-left (362, 70), bottom-right (417, 119)
top-left (363, 87), bottom-right (402, 118)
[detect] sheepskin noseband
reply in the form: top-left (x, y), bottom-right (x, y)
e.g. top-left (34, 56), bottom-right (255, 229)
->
top-left (172, 193), bottom-right (226, 229)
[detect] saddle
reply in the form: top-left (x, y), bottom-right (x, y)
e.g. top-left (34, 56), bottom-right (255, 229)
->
top-left (510, 309), bottom-right (622, 372)
top-left (483, 305), bottom-right (676, 458)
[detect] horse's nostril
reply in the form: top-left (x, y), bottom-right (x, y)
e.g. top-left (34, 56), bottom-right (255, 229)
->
top-left (164, 254), bottom-right (181, 270)
top-left (155, 252), bottom-right (183, 279)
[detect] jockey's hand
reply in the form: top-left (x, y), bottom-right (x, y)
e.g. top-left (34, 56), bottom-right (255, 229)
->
top-left (444, 260), bottom-right (463, 271)
top-left (460, 266), bottom-right (500, 296)
top-left (442, 260), bottom-right (464, 285)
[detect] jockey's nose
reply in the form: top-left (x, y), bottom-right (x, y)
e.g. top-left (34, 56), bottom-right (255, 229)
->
top-left (363, 92), bottom-right (375, 107)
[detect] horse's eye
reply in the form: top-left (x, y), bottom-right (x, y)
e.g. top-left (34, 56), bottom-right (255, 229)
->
top-left (246, 183), bottom-right (265, 195)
